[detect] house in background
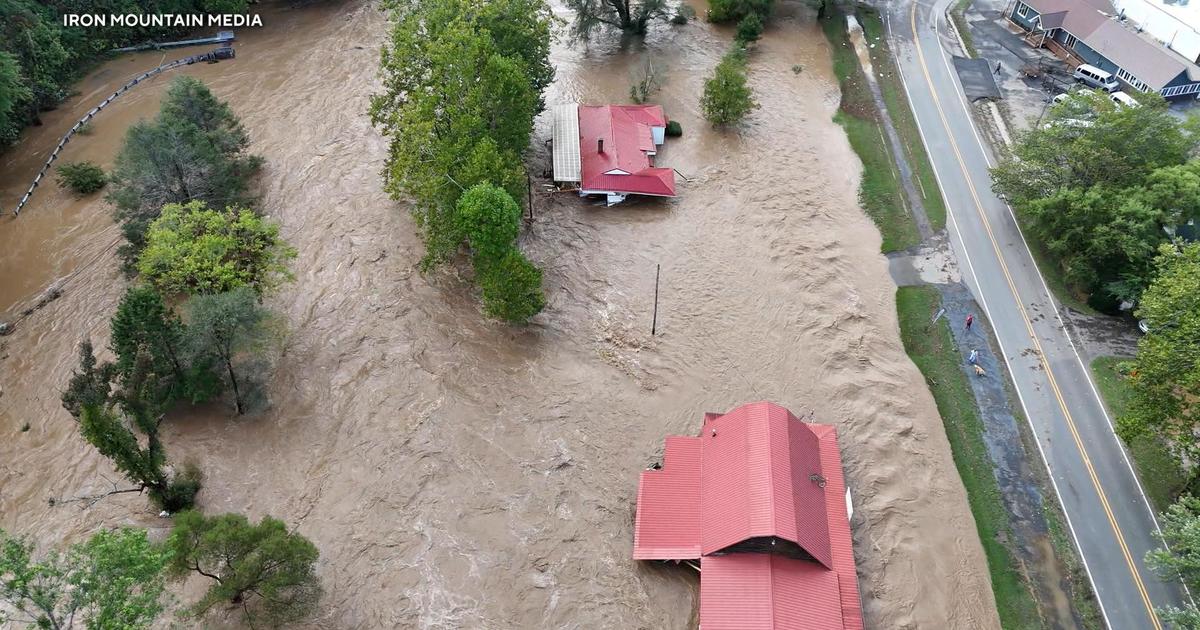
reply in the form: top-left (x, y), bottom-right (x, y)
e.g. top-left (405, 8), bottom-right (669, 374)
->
top-left (1108, 0), bottom-right (1200, 63)
top-left (1009, 0), bottom-right (1200, 98)
top-left (551, 103), bottom-right (676, 206)
top-left (633, 401), bottom-right (864, 630)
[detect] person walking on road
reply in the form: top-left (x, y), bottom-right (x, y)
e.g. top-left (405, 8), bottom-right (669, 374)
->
top-left (965, 313), bottom-right (974, 331)
top-left (968, 349), bottom-right (979, 365)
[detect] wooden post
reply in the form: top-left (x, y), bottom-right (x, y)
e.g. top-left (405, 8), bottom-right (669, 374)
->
top-left (651, 264), bottom-right (661, 336)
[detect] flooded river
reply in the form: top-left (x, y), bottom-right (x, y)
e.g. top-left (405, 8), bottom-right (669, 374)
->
top-left (0, 1), bottom-right (1000, 628)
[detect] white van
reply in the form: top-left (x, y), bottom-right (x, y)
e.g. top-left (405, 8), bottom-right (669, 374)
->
top-left (1073, 64), bottom-right (1120, 92)
top-left (1110, 91), bottom-right (1140, 107)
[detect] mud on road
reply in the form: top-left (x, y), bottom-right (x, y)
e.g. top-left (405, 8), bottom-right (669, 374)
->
top-left (0, 1), bottom-right (999, 627)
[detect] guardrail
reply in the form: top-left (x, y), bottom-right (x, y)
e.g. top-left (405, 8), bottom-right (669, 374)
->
top-left (10, 46), bottom-right (234, 217)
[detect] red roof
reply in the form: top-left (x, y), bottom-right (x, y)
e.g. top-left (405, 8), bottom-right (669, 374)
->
top-left (578, 105), bottom-right (675, 197)
top-left (634, 402), bottom-right (863, 630)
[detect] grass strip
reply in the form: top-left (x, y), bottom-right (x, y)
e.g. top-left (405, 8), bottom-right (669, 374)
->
top-left (896, 286), bottom-right (1042, 629)
top-left (1089, 356), bottom-right (1187, 512)
top-left (857, 8), bottom-right (948, 233)
top-left (822, 12), bottom-right (922, 252)
top-left (950, 0), bottom-right (979, 59)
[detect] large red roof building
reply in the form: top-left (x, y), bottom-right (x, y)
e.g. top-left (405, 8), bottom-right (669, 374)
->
top-left (551, 103), bottom-right (676, 206)
top-left (634, 401), bottom-right (863, 630)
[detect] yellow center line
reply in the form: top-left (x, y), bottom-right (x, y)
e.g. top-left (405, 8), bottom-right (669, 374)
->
top-left (906, 4), bottom-right (1162, 627)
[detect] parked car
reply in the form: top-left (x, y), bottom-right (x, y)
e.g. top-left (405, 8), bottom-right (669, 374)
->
top-left (1043, 118), bottom-right (1095, 130)
top-left (1110, 91), bottom-right (1140, 107)
top-left (1052, 88), bottom-right (1095, 104)
top-left (1073, 64), bottom-right (1120, 92)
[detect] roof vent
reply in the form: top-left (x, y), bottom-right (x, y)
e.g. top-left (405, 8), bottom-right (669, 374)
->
top-left (809, 473), bottom-right (827, 488)
top-left (597, 138), bottom-right (604, 153)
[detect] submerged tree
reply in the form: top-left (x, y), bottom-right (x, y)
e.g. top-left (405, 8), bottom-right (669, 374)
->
top-left (456, 183), bottom-right (522, 264)
top-left (0, 527), bottom-right (169, 630)
top-left (137, 201), bottom-right (295, 297)
top-left (61, 341), bottom-right (201, 512)
top-left (701, 49), bottom-right (756, 125)
top-left (184, 287), bottom-right (272, 415)
top-left (479, 249), bottom-right (546, 323)
top-left (565, 0), bottom-right (670, 39)
top-left (167, 511), bottom-right (322, 628)
top-left (108, 76), bottom-right (261, 269)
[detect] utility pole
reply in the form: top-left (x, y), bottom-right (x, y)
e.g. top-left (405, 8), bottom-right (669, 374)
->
top-left (651, 264), bottom-right (661, 336)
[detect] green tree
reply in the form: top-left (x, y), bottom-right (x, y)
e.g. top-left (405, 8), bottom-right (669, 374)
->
top-left (137, 201), bottom-right (295, 297)
top-left (457, 183), bottom-right (522, 264)
top-left (707, 0), bottom-right (772, 23)
top-left (1118, 243), bottom-right (1200, 457)
top-left (479, 249), bottom-right (545, 323)
top-left (371, 1), bottom-right (547, 267)
top-left (991, 92), bottom-right (1198, 206)
top-left (62, 342), bottom-right (201, 512)
top-left (184, 287), bottom-right (271, 415)
top-left (701, 50), bottom-right (756, 125)
top-left (166, 511), bottom-right (321, 628)
top-left (735, 12), bottom-right (764, 43)
top-left (55, 161), bottom-right (107, 195)
top-left (564, 0), bottom-right (670, 39)
top-left (108, 77), bottom-right (261, 269)
top-left (0, 51), bottom-right (31, 142)
top-left (109, 284), bottom-right (217, 405)
top-left (1147, 495), bottom-right (1200, 625)
top-left (0, 527), bottom-right (169, 630)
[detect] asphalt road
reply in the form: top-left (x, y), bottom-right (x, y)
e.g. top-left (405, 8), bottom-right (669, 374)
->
top-left (882, 2), bottom-right (1188, 627)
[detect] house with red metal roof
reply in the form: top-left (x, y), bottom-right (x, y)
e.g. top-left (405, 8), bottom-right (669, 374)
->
top-left (551, 103), bottom-right (676, 206)
top-left (634, 401), bottom-right (863, 630)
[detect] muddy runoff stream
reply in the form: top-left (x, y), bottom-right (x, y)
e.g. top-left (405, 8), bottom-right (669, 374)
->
top-left (0, 1), bottom-right (1000, 627)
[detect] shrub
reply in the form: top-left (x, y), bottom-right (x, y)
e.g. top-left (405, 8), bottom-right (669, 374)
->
top-left (735, 12), bottom-right (764, 43)
top-left (666, 120), bottom-right (683, 137)
top-left (671, 4), bottom-right (694, 23)
top-left (150, 462), bottom-right (202, 512)
top-left (56, 161), bottom-right (107, 194)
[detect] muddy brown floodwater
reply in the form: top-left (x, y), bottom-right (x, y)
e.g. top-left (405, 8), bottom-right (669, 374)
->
top-left (0, 1), bottom-right (1001, 628)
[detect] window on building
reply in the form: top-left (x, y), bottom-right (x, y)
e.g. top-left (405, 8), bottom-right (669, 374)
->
top-left (1115, 67), bottom-right (1150, 92)
top-left (1016, 2), bottom-right (1031, 18)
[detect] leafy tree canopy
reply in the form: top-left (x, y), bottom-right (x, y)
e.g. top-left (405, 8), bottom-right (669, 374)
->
top-left (479, 248), bottom-right (545, 323)
top-left (0, 527), bottom-right (169, 630)
top-left (701, 49), bottom-right (756, 125)
top-left (457, 183), bottom-right (522, 264)
top-left (1118, 243), bottom-right (1200, 457)
top-left (991, 92), bottom-right (1200, 205)
top-left (564, 0), bottom-right (670, 39)
top-left (137, 201), bottom-right (295, 297)
top-left (184, 287), bottom-right (272, 415)
top-left (108, 77), bottom-right (261, 269)
top-left (1148, 494), bottom-right (1200, 625)
top-left (167, 511), bottom-right (322, 628)
top-left (708, 0), bottom-right (772, 24)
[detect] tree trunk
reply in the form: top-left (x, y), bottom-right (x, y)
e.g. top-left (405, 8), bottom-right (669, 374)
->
top-left (225, 357), bottom-right (243, 415)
